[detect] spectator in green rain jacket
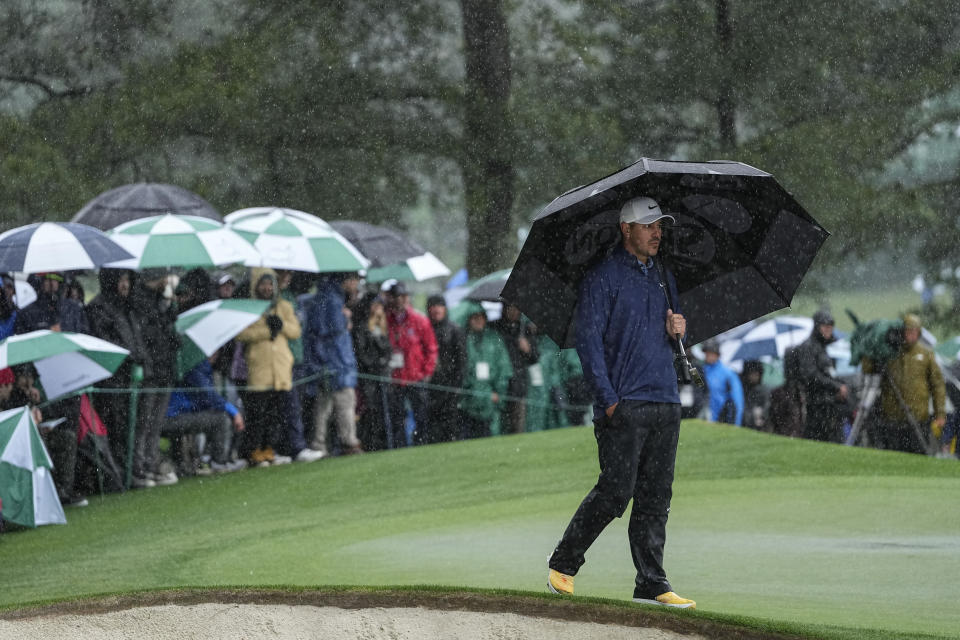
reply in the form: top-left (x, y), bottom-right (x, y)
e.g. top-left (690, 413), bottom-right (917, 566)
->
top-left (525, 327), bottom-right (570, 432)
top-left (459, 304), bottom-right (513, 439)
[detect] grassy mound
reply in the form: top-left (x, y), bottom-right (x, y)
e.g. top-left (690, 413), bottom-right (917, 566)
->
top-left (1, 421), bottom-right (958, 639)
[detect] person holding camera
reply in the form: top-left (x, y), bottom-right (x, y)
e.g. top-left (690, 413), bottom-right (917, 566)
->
top-left (862, 313), bottom-right (945, 454)
top-left (790, 310), bottom-right (848, 443)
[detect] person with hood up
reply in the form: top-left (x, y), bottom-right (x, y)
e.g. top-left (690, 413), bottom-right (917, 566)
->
top-left (791, 310), bottom-right (849, 443)
top-left (87, 269), bottom-right (151, 484)
top-left (740, 360), bottom-right (771, 431)
top-left (299, 272), bottom-right (363, 457)
top-left (459, 303), bottom-right (512, 439)
top-left (351, 293), bottom-right (392, 451)
top-left (236, 269), bottom-right (302, 466)
top-left (490, 303), bottom-right (539, 434)
top-left (15, 272), bottom-right (88, 334)
top-left (426, 294), bottom-right (466, 443)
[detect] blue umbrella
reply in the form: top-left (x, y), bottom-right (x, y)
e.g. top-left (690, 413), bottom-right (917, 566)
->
top-left (719, 316), bottom-right (814, 363)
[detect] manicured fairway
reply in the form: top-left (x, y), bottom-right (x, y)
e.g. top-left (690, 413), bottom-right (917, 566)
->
top-left (1, 421), bottom-right (958, 639)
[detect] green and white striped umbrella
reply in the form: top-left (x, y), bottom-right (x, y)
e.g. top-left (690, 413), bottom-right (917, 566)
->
top-left (0, 405), bottom-right (66, 527)
top-left (225, 207), bottom-right (369, 273)
top-left (0, 330), bottom-right (130, 401)
top-left (105, 214), bottom-right (260, 269)
top-left (176, 298), bottom-right (271, 375)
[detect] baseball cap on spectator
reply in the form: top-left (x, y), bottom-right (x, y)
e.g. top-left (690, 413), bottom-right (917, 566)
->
top-left (380, 279), bottom-right (398, 292)
top-left (701, 338), bottom-right (721, 354)
top-left (215, 271), bottom-right (236, 287)
top-left (0, 368), bottom-right (13, 385)
top-left (388, 281), bottom-right (409, 296)
top-left (426, 294), bottom-right (446, 308)
top-left (903, 313), bottom-right (922, 329)
top-left (812, 309), bottom-right (835, 326)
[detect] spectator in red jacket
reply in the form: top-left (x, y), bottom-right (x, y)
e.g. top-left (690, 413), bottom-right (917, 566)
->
top-left (383, 281), bottom-right (438, 446)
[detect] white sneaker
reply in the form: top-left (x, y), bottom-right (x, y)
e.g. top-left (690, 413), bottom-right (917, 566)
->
top-left (295, 448), bottom-right (326, 463)
top-left (131, 475), bottom-right (156, 489)
top-left (150, 471), bottom-right (179, 486)
top-left (210, 459), bottom-right (248, 473)
top-left (271, 454), bottom-right (292, 465)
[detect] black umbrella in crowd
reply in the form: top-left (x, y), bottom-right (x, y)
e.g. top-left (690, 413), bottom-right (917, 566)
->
top-left (71, 182), bottom-right (222, 231)
top-left (330, 220), bottom-right (450, 282)
top-left (500, 158), bottom-right (830, 348)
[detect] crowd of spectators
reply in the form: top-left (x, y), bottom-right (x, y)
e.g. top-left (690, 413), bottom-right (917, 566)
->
top-left (0, 268), bottom-right (588, 510)
top-left (4, 265), bottom-right (955, 516)
top-left (695, 309), bottom-right (956, 459)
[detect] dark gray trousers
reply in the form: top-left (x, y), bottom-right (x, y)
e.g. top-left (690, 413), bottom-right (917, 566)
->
top-left (549, 400), bottom-right (681, 598)
top-left (162, 411), bottom-right (232, 465)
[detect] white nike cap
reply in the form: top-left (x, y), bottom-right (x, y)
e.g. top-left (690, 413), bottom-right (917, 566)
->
top-left (619, 196), bottom-right (675, 225)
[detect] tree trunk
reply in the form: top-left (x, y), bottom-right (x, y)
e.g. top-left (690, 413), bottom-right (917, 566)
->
top-left (715, 0), bottom-right (737, 150)
top-left (461, 0), bottom-right (514, 276)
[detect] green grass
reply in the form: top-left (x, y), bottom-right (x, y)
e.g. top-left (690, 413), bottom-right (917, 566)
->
top-left (783, 285), bottom-right (921, 334)
top-left (2, 421), bottom-right (959, 639)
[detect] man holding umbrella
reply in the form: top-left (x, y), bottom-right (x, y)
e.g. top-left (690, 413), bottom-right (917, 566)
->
top-left (547, 196), bottom-right (696, 609)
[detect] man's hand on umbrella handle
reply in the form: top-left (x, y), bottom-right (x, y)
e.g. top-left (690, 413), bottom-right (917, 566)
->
top-left (666, 310), bottom-right (686, 338)
top-left (605, 402), bottom-right (618, 418)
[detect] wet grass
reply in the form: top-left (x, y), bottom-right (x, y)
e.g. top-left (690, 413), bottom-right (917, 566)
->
top-left (1, 421), bottom-right (958, 639)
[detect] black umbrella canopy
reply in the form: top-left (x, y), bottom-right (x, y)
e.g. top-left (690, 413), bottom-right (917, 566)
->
top-left (501, 158), bottom-right (830, 348)
top-left (329, 220), bottom-right (427, 267)
top-left (71, 183), bottom-right (222, 231)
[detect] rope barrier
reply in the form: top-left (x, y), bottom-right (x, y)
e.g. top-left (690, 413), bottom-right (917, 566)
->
top-left (39, 371), bottom-right (592, 413)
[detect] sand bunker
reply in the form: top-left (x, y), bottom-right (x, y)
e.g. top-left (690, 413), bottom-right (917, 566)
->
top-left (0, 603), bottom-right (705, 640)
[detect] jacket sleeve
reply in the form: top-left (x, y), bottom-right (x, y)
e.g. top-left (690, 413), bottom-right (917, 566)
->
top-left (796, 343), bottom-right (841, 395)
top-left (237, 315), bottom-right (271, 343)
top-left (929, 355), bottom-right (947, 419)
top-left (494, 335), bottom-right (514, 396)
top-left (729, 369), bottom-right (745, 426)
top-left (279, 300), bottom-right (301, 341)
top-left (575, 270), bottom-right (618, 410)
top-left (420, 315), bottom-right (438, 380)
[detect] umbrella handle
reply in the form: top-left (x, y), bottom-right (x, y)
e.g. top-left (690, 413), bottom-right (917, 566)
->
top-left (675, 337), bottom-right (705, 387)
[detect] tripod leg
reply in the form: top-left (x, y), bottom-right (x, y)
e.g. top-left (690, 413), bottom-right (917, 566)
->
top-left (846, 374), bottom-right (881, 446)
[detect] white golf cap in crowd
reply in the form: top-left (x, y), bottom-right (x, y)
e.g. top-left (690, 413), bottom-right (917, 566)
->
top-left (619, 196), bottom-right (675, 225)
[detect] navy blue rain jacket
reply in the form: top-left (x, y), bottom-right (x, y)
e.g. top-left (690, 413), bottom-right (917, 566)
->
top-left (575, 245), bottom-right (681, 418)
top-left (299, 279), bottom-right (358, 391)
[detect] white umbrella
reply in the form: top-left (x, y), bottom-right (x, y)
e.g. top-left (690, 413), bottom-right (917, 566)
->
top-left (225, 207), bottom-right (369, 273)
top-left (0, 330), bottom-right (130, 400)
top-left (105, 214), bottom-right (260, 270)
top-left (0, 222), bottom-right (134, 274)
top-left (0, 405), bottom-right (66, 527)
top-left (176, 298), bottom-right (271, 374)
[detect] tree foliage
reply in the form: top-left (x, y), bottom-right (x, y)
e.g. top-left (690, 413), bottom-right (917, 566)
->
top-left (1, 0), bottom-right (959, 281)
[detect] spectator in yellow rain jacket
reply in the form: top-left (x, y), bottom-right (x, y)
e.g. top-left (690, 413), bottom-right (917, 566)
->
top-left (863, 313), bottom-right (946, 454)
top-left (236, 270), bottom-right (302, 466)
